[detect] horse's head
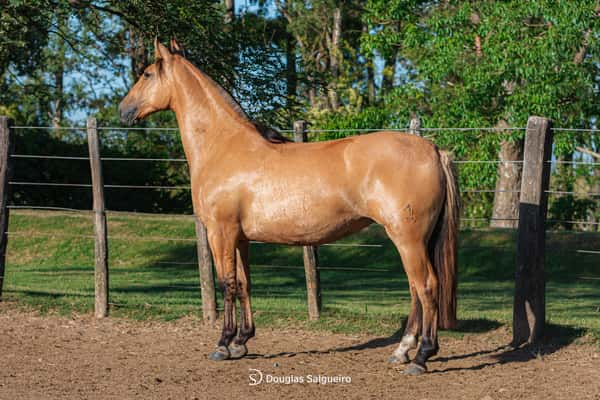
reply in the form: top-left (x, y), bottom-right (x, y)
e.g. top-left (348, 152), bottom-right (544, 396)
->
top-left (119, 38), bottom-right (182, 125)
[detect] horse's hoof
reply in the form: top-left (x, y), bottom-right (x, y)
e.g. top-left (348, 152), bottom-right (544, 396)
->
top-left (208, 346), bottom-right (230, 361)
top-left (403, 363), bottom-right (427, 375)
top-left (388, 354), bottom-right (410, 364)
top-left (228, 343), bottom-right (248, 359)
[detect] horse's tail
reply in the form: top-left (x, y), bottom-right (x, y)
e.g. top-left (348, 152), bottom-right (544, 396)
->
top-left (431, 150), bottom-right (460, 329)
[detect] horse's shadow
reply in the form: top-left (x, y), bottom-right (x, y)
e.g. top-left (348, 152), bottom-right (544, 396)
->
top-left (430, 323), bottom-right (586, 373)
top-left (247, 320), bottom-right (586, 374)
top-left (246, 328), bottom-right (404, 359)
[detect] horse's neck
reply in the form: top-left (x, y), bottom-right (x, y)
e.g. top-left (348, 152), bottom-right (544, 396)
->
top-left (171, 61), bottom-right (263, 169)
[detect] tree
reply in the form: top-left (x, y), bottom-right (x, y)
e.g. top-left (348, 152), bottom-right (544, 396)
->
top-left (0, 0), bottom-right (53, 76)
top-left (363, 0), bottom-right (600, 224)
top-left (276, 0), bottom-right (368, 113)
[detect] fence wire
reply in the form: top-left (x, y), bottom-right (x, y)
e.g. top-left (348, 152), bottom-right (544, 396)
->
top-left (5, 123), bottom-right (599, 292)
top-left (11, 154), bottom-right (187, 162)
top-left (10, 124), bottom-right (598, 133)
top-left (9, 181), bottom-right (190, 190)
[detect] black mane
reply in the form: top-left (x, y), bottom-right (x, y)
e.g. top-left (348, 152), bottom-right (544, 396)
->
top-left (251, 121), bottom-right (292, 144)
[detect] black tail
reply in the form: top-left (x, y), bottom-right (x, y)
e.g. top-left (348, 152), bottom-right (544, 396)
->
top-left (430, 150), bottom-right (460, 329)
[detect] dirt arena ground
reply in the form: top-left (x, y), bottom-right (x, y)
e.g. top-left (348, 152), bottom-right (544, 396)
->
top-left (1, 303), bottom-right (599, 400)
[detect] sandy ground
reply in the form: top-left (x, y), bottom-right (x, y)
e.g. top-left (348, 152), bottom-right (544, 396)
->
top-left (1, 302), bottom-right (599, 400)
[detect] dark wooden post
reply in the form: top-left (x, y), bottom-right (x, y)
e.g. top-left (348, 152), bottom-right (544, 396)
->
top-left (195, 217), bottom-right (217, 323)
top-left (409, 117), bottom-right (421, 136)
top-left (87, 117), bottom-right (109, 318)
top-left (0, 117), bottom-right (14, 299)
top-left (513, 116), bottom-right (553, 346)
top-left (294, 120), bottom-right (322, 320)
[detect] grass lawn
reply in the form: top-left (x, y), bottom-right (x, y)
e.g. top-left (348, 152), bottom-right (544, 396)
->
top-left (3, 210), bottom-right (600, 342)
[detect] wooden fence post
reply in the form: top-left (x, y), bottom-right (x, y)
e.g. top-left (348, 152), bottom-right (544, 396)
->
top-left (294, 120), bottom-right (322, 320)
top-left (195, 217), bottom-right (217, 323)
top-left (87, 117), bottom-right (109, 318)
top-left (0, 117), bottom-right (14, 300)
top-left (409, 117), bottom-right (421, 136)
top-left (513, 116), bottom-right (553, 346)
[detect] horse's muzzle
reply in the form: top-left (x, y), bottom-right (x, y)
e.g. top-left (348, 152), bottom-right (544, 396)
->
top-left (119, 104), bottom-right (138, 126)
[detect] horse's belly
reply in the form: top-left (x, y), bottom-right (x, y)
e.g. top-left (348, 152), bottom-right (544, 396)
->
top-left (241, 208), bottom-right (372, 245)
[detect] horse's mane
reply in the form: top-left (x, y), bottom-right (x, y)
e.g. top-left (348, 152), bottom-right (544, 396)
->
top-left (250, 121), bottom-right (292, 144)
top-left (213, 85), bottom-right (292, 144)
top-left (188, 61), bottom-right (292, 144)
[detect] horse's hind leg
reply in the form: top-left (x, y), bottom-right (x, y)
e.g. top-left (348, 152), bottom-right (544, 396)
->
top-left (229, 240), bottom-right (254, 359)
top-left (389, 285), bottom-right (421, 364)
top-left (389, 236), bottom-right (439, 375)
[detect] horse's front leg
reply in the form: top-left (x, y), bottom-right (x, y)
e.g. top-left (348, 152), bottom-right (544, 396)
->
top-left (207, 224), bottom-right (240, 361)
top-left (228, 240), bottom-right (254, 359)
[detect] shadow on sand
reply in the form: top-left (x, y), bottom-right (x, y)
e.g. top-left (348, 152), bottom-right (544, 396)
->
top-left (247, 320), bottom-right (586, 374)
top-left (430, 323), bottom-right (586, 373)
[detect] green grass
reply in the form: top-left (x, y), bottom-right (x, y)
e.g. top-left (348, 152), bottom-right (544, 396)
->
top-left (3, 210), bottom-right (600, 342)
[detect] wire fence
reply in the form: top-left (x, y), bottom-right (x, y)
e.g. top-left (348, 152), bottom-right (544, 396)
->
top-left (7, 123), bottom-right (600, 230)
top-left (3, 121), bottom-right (599, 314)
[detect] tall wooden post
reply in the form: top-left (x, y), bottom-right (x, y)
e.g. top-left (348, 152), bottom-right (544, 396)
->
top-left (294, 120), bottom-right (322, 320)
top-left (409, 117), bottom-right (421, 136)
top-left (513, 116), bottom-right (553, 345)
top-left (195, 217), bottom-right (217, 323)
top-left (87, 117), bottom-right (109, 318)
top-left (0, 117), bottom-right (14, 300)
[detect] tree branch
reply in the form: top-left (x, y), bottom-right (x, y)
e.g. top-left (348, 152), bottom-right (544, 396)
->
top-left (576, 146), bottom-right (600, 160)
top-left (573, 29), bottom-right (591, 64)
top-left (68, 1), bottom-right (141, 30)
top-left (274, 0), bottom-right (305, 49)
top-left (574, 2), bottom-right (600, 64)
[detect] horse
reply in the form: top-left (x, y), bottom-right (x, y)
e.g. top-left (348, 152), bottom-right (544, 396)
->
top-left (119, 38), bottom-right (460, 375)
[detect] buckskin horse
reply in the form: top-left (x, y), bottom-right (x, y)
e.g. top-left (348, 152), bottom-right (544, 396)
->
top-left (119, 39), bottom-right (460, 375)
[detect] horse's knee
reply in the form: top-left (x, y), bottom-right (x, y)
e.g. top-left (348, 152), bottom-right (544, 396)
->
top-left (236, 280), bottom-right (249, 298)
top-left (417, 275), bottom-right (438, 305)
top-left (219, 276), bottom-right (237, 299)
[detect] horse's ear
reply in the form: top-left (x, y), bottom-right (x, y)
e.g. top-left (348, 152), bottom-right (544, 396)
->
top-left (154, 37), bottom-right (172, 62)
top-left (169, 38), bottom-right (185, 57)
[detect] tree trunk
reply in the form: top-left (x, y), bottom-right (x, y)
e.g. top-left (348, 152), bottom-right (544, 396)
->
top-left (49, 14), bottom-right (66, 132)
top-left (381, 54), bottom-right (397, 95)
top-left (491, 123), bottom-right (524, 228)
top-left (50, 67), bottom-right (63, 130)
top-left (367, 62), bottom-right (376, 105)
top-left (592, 167), bottom-right (600, 232)
top-left (224, 0), bottom-right (234, 24)
top-left (327, 6), bottom-right (342, 111)
top-left (286, 33), bottom-right (297, 111)
top-left (362, 24), bottom-right (375, 105)
top-left (490, 121), bottom-right (523, 228)
top-left (129, 29), bottom-right (147, 79)
top-left (308, 86), bottom-right (317, 109)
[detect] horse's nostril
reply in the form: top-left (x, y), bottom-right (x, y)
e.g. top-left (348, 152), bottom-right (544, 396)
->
top-left (120, 106), bottom-right (138, 125)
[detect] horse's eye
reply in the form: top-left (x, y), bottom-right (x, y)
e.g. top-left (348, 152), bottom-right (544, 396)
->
top-left (143, 72), bottom-right (152, 79)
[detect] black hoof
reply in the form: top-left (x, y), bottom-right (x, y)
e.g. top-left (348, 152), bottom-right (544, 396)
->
top-left (388, 354), bottom-right (410, 364)
top-left (403, 363), bottom-right (427, 375)
top-left (228, 343), bottom-right (248, 359)
top-left (208, 346), bottom-right (230, 361)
